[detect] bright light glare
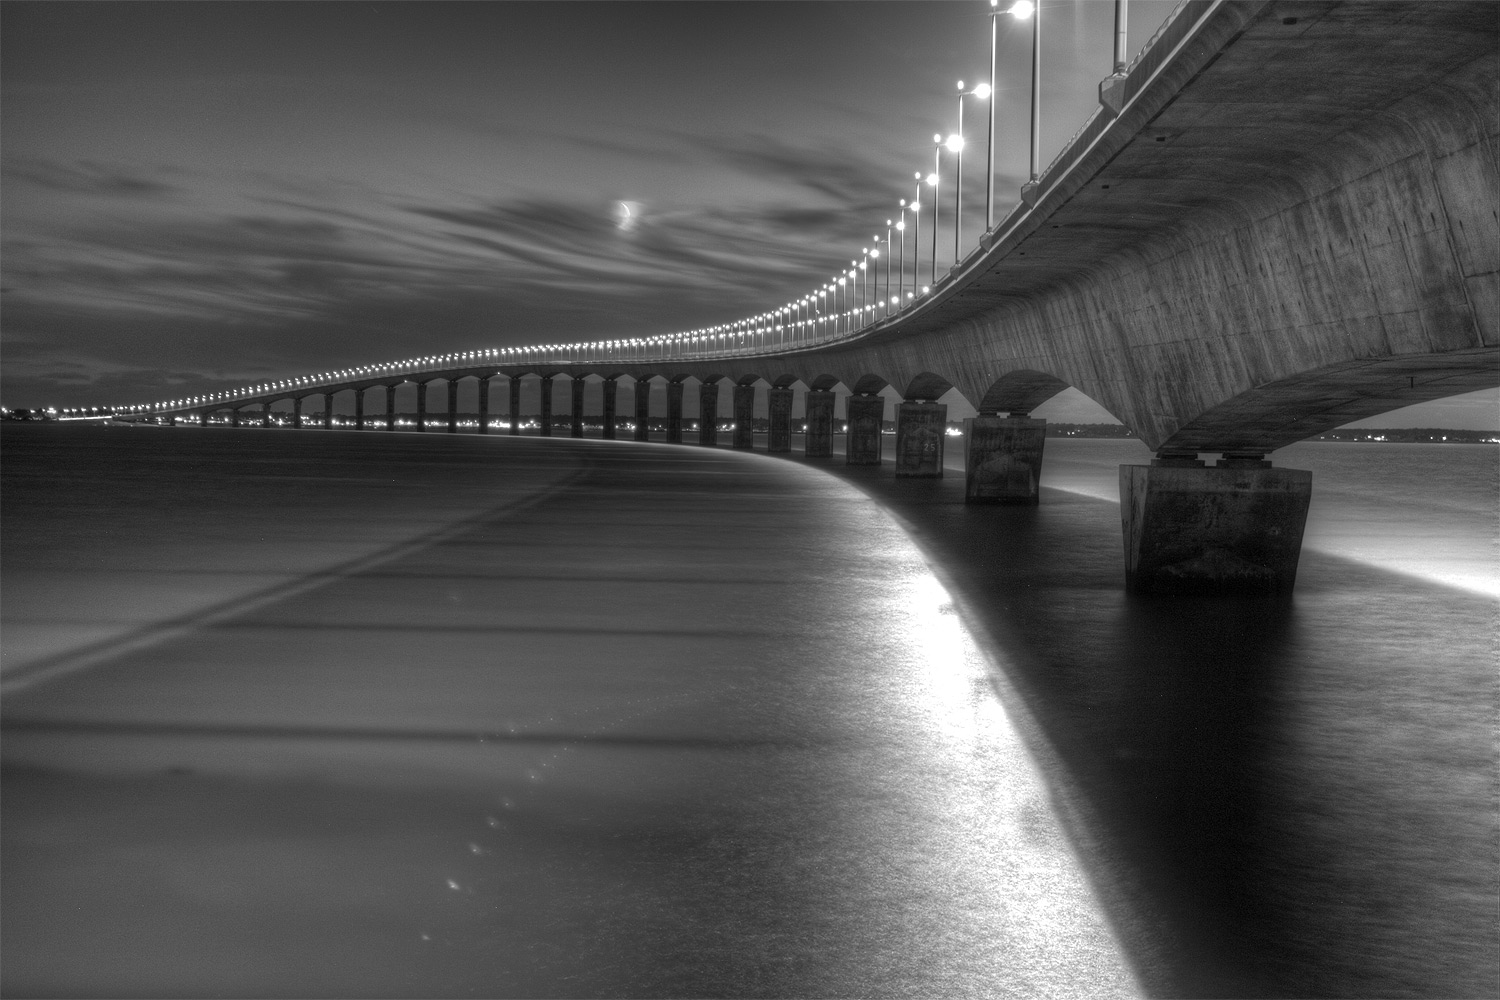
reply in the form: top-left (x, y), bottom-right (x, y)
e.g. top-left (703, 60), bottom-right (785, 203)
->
top-left (974, 83), bottom-right (992, 99)
top-left (1009, 0), bottom-right (1035, 17)
top-left (945, 134), bottom-right (964, 153)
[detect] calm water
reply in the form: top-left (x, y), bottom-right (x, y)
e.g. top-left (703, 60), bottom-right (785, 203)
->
top-left (2, 423), bottom-right (1496, 998)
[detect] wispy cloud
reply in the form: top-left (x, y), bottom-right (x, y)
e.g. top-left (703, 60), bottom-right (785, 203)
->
top-left (2, 156), bottom-right (181, 197)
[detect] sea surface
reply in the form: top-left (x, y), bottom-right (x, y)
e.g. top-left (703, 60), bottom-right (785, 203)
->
top-left (2, 422), bottom-right (1496, 998)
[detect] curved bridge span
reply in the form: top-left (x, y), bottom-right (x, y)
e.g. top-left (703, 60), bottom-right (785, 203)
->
top-left (150, 0), bottom-right (1497, 594)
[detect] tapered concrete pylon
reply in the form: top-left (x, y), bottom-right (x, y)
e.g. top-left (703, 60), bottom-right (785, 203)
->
top-left (846, 394), bottom-right (884, 465)
top-left (539, 376), bottom-right (553, 437)
top-left (355, 389), bottom-right (366, 431)
top-left (965, 414), bottom-right (1046, 504)
top-left (767, 388), bottom-right (793, 453)
top-left (634, 379), bottom-right (652, 441)
top-left (323, 394), bottom-right (334, 430)
top-left (895, 401), bottom-right (946, 478)
top-left (570, 378), bottom-right (585, 438)
top-left (386, 384), bottom-right (397, 431)
top-left (666, 382), bottom-right (685, 443)
top-left (478, 377), bottom-right (491, 435)
top-left (804, 390), bottom-right (834, 458)
top-left (1120, 455), bottom-right (1312, 596)
top-left (698, 382), bottom-right (719, 446)
top-left (508, 377), bottom-right (521, 435)
top-left (446, 380), bottom-right (458, 433)
top-left (732, 384), bottom-right (755, 449)
top-left (293, 397), bottom-right (303, 429)
top-left (601, 378), bottom-right (618, 439)
top-left (415, 384), bottom-right (426, 432)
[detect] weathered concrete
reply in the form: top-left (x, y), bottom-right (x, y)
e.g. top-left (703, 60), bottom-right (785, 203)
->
top-left (571, 377), bottom-right (586, 438)
top-left (447, 380), bottom-right (458, 433)
top-left (699, 381), bottom-right (719, 446)
top-left (293, 397), bottom-right (303, 430)
top-left (965, 415), bottom-right (1047, 504)
top-left (387, 384), bottom-right (398, 432)
top-left (805, 389), bottom-right (835, 458)
top-left (355, 389), bottom-right (366, 431)
top-left (767, 387), bottom-right (793, 452)
top-left (478, 377), bottom-right (490, 435)
top-left (539, 376), bottom-right (553, 437)
top-left (509, 377), bottom-right (521, 436)
top-left (415, 383), bottom-right (427, 433)
top-left (601, 378), bottom-right (618, 440)
top-left (634, 379), bottom-right (651, 442)
top-left (894, 402), bottom-right (946, 478)
top-left (323, 394), bottom-right (333, 431)
top-left (1120, 458), bottom-right (1313, 596)
top-left (667, 381), bottom-right (684, 443)
top-left (846, 394), bottom-right (883, 466)
top-left (732, 384), bottom-right (755, 450)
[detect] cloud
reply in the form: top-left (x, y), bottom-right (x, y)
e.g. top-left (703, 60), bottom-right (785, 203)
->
top-left (2, 156), bottom-right (180, 197)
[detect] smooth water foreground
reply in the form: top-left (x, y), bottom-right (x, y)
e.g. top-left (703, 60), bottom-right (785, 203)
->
top-left (2, 423), bottom-right (1496, 998)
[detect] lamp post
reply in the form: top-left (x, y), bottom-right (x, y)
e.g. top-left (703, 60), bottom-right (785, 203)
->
top-left (955, 81), bottom-right (990, 256)
top-left (896, 203), bottom-right (908, 308)
top-left (928, 137), bottom-right (942, 286)
top-left (1008, 0), bottom-right (1041, 206)
top-left (912, 171), bottom-right (925, 298)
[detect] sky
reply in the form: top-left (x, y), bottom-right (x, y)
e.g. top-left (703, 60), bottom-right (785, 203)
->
top-left (3, 1), bottom-right (1496, 428)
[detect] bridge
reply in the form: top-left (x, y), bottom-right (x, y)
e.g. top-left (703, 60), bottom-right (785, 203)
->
top-left (103, 0), bottom-right (1498, 595)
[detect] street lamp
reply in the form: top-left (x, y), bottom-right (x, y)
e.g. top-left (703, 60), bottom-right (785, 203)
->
top-left (896, 203), bottom-right (908, 308)
top-left (956, 80), bottom-right (990, 256)
top-left (1005, 0), bottom-right (1042, 205)
top-left (928, 136), bottom-right (942, 286)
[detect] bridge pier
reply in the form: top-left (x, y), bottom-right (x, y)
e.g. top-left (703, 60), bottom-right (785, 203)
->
top-left (894, 401), bottom-right (946, 478)
top-left (1121, 454), bottom-right (1312, 596)
top-left (539, 376), bottom-right (554, 436)
top-left (698, 381), bottom-right (718, 446)
top-left (570, 377), bottom-right (585, 438)
top-left (601, 378), bottom-right (617, 439)
top-left (666, 381), bottom-right (684, 443)
top-left (293, 397), bottom-right (303, 429)
top-left (199, 411), bottom-right (209, 428)
top-left (804, 389), bottom-right (834, 458)
top-left (446, 379), bottom-right (458, 433)
top-left (386, 385), bottom-right (397, 431)
top-left (354, 390), bottom-right (365, 431)
top-left (319, 395), bottom-right (331, 430)
top-left (508, 377), bottom-right (521, 435)
top-left (478, 377), bottom-right (490, 434)
top-left (767, 387), bottom-right (792, 452)
top-left (845, 393), bottom-right (883, 465)
top-left (634, 379), bottom-right (651, 441)
top-left (262, 403), bottom-right (272, 429)
top-left (231, 407), bottom-right (241, 428)
top-left (965, 414), bottom-right (1047, 504)
top-left (415, 383), bottom-right (427, 432)
top-left (732, 384), bottom-right (755, 449)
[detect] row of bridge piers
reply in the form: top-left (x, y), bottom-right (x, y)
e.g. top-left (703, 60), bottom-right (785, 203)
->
top-left (180, 375), bottom-right (1311, 597)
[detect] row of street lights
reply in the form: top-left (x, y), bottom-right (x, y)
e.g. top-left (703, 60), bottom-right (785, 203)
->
top-left (102, 0), bottom-right (1151, 418)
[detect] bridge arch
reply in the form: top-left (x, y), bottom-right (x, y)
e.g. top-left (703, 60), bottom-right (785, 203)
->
top-left (902, 371), bottom-right (956, 402)
top-left (807, 374), bottom-right (841, 391)
top-left (850, 373), bottom-right (890, 396)
top-left (977, 370), bottom-right (1073, 416)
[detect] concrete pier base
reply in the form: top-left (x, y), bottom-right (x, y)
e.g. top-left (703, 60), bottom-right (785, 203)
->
top-left (767, 387), bottom-right (792, 452)
top-left (478, 378), bottom-right (490, 435)
top-left (845, 394), bottom-right (883, 465)
top-left (446, 380), bottom-right (458, 433)
top-left (570, 378), bottom-right (585, 438)
top-left (539, 376), bottom-right (553, 437)
top-left (601, 378), bottom-right (618, 440)
top-left (293, 397), bottom-right (303, 429)
top-left (895, 402), bottom-right (946, 478)
top-left (634, 379), bottom-right (651, 441)
top-left (509, 378), bottom-right (521, 436)
top-left (1120, 457), bottom-right (1313, 596)
top-left (804, 390), bottom-right (834, 458)
top-left (732, 384), bottom-right (755, 449)
top-left (323, 394), bottom-right (334, 430)
top-left (667, 382), bottom-right (684, 443)
top-left (698, 382), bottom-right (719, 446)
top-left (262, 404), bottom-right (272, 429)
top-left (965, 414), bottom-right (1046, 504)
top-left (386, 385), bottom-right (397, 431)
top-left (415, 384), bottom-right (426, 432)
top-left (231, 408), bottom-right (241, 428)
top-left (355, 390), bottom-right (365, 431)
